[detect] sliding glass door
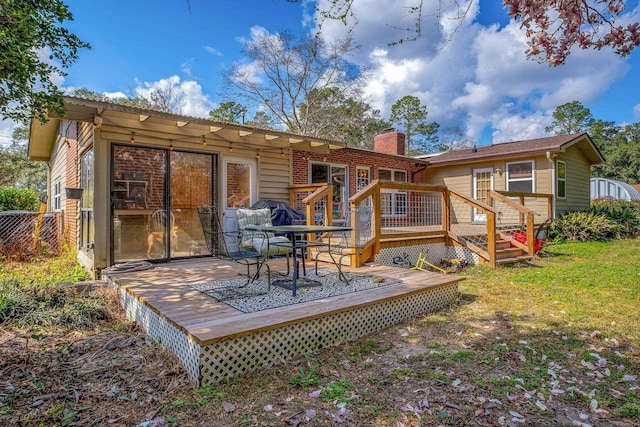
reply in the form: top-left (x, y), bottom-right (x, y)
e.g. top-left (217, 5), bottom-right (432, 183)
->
top-left (111, 145), bottom-right (214, 263)
top-left (170, 151), bottom-right (215, 258)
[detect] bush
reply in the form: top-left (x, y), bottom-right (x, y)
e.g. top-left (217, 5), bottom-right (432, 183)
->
top-left (548, 211), bottom-right (623, 242)
top-left (0, 188), bottom-right (40, 211)
top-left (591, 199), bottom-right (640, 237)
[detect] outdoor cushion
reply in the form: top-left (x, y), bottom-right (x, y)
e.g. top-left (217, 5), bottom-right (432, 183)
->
top-left (236, 208), bottom-right (292, 256)
top-left (237, 208), bottom-right (273, 248)
top-left (248, 235), bottom-right (293, 256)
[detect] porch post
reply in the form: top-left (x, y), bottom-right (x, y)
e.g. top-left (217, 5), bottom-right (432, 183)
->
top-left (374, 182), bottom-right (382, 254)
top-left (442, 189), bottom-right (451, 244)
top-left (526, 212), bottom-right (535, 255)
top-left (487, 211), bottom-right (496, 268)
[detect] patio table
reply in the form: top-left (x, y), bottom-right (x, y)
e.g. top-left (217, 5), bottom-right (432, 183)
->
top-left (244, 224), bottom-right (352, 296)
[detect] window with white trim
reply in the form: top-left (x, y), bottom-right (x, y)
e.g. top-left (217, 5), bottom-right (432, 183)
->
top-left (379, 168), bottom-right (407, 216)
top-left (556, 160), bottom-right (566, 199)
top-left (53, 179), bottom-right (61, 211)
top-left (506, 160), bottom-right (534, 193)
top-left (356, 166), bottom-right (370, 192)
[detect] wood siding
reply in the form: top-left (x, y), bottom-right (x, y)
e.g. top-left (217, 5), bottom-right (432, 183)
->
top-left (555, 145), bottom-right (592, 213)
top-left (258, 150), bottom-right (291, 202)
top-left (425, 155), bottom-right (553, 219)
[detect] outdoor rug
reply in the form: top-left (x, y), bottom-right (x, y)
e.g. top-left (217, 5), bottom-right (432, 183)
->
top-left (189, 269), bottom-right (401, 313)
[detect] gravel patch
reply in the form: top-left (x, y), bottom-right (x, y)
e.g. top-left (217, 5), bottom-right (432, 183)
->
top-left (190, 269), bottom-right (400, 313)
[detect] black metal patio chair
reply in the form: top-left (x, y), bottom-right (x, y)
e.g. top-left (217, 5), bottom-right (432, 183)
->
top-left (197, 205), bottom-right (271, 290)
top-left (314, 205), bottom-right (373, 275)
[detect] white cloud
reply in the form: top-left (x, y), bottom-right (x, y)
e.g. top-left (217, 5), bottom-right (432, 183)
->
top-left (491, 111), bottom-right (550, 143)
top-left (634, 104), bottom-right (640, 119)
top-left (134, 75), bottom-right (214, 118)
top-left (205, 46), bottom-right (222, 56)
top-left (314, 0), bottom-right (633, 144)
top-left (0, 119), bottom-right (17, 148)
top-left (102, 91), bottom-right (128, 99)
top-left (181, 58), bottom-right (195, 77)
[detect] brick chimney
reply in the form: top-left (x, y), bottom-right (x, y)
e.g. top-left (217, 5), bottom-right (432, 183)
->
top-left (374, 129), bottom-right (405, 156)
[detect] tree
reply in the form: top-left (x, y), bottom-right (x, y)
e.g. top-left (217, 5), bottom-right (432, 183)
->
top-left (245, 111), bottom-right (278, 129)
top-left (302, 0), bottom-right (640, 66)
top-left (0, 1), bottom-right (90, 122)
top-left (209, 101), bottom-right (248, 124)
top-left (223, 30), bottom-right (364, 136)
top-left (545, 101), bottom-right (594, 135)
top-left (298, 87), bottom-right (390, 148)
top-left (592, 122), bottom-right (640, 184)
top-left (390, 95), bottom-right (440, 155)
top-left (149, 85), bottom-right (183, 114)
top-left (71, 88), bottom-right (170, 111)
top-left (0, 126), bottom-right (47, 192)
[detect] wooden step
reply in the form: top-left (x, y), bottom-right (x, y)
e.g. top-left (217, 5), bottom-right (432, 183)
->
top-left (495, 247), bottom-right (525, 260)
top-left (496, 255), bottom-right (534, 265)
top-left (496, 239), bottom-right (513, 250)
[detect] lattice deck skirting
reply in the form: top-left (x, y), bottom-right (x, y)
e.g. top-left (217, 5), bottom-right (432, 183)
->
top-left (105, 279), bottom-right (201, 382)
top-left (199, 282), bottom-right (458, 386)
top-left (105, 275), bottom-right (458, 386)
top-left (375, 242), bottom-right (478, 269)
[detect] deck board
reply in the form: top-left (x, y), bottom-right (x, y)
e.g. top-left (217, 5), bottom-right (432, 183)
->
top-left (107, 257), bottom-right (463, 345)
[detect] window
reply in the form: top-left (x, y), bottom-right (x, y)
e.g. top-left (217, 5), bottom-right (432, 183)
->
top-left (506, 161), bottom-right (534, 193)
top-left (356, 166), bottom-right (370, 193)
top-left (53, 179), bottom-right (61, 211)
top-left (379, 168), bottom-right (407, 216)
top-left (310, 163), bottom-right (348, 220)
top-left (557, 160), bottom-right (566, 199)
top-left (80, 149), bottom-right (94, 250)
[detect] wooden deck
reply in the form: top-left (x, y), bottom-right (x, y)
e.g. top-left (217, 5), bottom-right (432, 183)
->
top-left (104, 256), bottom-right (463, 385)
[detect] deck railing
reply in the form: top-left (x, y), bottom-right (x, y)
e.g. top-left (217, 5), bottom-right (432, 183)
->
top-left (447, 190), bottom-right (498, 267)
top-left (289, 183), bottom-right (333, 226)
top-left (290, 182), bottom-right (552, 268)
top-left (488, 190), bottom-right (552, 257)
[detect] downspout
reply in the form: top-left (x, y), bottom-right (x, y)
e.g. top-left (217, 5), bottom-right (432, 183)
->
top-left (546, 151), bottom-right (556, 218)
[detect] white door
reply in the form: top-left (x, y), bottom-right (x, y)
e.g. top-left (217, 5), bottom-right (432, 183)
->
top-left (222, 157), bottom-right (257, 251)
top-left (473, 168), bottom-right (494, 222)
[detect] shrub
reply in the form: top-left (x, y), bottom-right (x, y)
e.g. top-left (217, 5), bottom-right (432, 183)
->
top-left (548, 211), bottom-right (623, 242)
top-left (0, 188), bottom-right (40, 211)
top-left (590, 199), bottom-right (640, 237)
top-left (0, 255), bottom-right (105, 329)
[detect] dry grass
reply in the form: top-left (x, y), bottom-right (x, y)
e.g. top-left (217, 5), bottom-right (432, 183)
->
top-left (1, 240), bottom-right (639, 426)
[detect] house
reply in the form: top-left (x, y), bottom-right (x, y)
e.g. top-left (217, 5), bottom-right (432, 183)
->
top-left (28, 97), bottom-right (345, 277)
top-left (29, 95), bottom-right (606, 277)
top-left (421, 132), bottom-right (605, 218)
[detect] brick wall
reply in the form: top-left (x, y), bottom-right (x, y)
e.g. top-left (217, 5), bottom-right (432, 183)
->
top-left (113, 146), bottom-right (166, 210)
top-left (292, 147), bottom-right (425, 196)
top-left (64, 122), bottom-right (79, 246)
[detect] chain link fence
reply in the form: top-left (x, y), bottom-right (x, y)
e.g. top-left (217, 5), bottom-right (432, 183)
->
top-left (0, 211), bottom-right (63, 259)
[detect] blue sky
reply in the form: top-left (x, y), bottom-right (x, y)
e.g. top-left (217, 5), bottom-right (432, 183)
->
top-left (2, 0), bottom-right (639, 147)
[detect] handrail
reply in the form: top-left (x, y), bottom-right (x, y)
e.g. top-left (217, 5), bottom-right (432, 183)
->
top-left (301, 184), bottom-right (333, 227)
top-left (448, 189), bottom-right (497, 214)
top-left (349, 179), bottom-right (378, 205)
top-left (447, 189), bottom-right (497, 267)
top-left (488, 191), bottom-right (538, 217)
top-left (494, 190), bottom-right (553, 220)
top-left (375, 181), bottom-right (449, 193)
top-left (489, 190), bottom-right (537, 255)
top-left (348, 180), bottom-right (380, 259)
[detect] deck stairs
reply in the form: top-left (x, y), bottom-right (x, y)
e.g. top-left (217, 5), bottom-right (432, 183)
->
top-left (453, 233), bottom-right (533, 265)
